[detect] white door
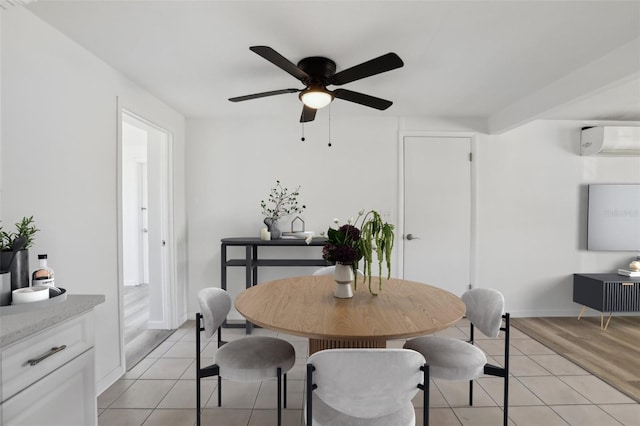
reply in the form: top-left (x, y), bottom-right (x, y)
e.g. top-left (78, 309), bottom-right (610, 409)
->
top-left (120, 110), bottom-right (174, 330)
top-left (139, 162), bottom-right (149, 285)
top-left (121, 123), bottom-right (147, 287)
top-left (402, 135), bottom-right (472, 296)
top-left (145, 125), bottom-right (172, 329)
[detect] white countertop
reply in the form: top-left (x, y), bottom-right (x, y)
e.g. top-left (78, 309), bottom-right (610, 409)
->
top-left (0, 294), bottom-right (105, 348)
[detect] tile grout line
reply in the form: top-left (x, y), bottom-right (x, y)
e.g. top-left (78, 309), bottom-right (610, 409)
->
top-left (99, 321), bottom-right (639, 426)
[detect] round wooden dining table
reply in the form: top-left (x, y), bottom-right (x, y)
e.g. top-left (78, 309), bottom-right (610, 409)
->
top-left (235, 275), bottom-right (465, 354)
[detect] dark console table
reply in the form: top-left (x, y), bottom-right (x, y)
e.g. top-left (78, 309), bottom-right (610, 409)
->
top-left (573, 273), bottom-right (640, 330)
top-left (221, 237), bottom-right (329, 332)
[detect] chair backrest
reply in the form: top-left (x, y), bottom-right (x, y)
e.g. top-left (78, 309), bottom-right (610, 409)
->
top-left (462, 288), bottom-right (505, 338)
top-left (313, 266), bottom-right (364, 276)
top-left (312, 266), bottom-right (335, 276)
top-left (197, 287), bottom-right (232, 338)
top-left (307, 348), bottom-right (425, 418)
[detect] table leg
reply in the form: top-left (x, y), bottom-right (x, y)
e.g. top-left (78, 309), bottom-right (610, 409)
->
top-left (252, 245), bottom-right (258, 286)
top-left (577, 306), bottom-right (587, 320)
top-left (308, 339), bottom-right (386, 355)
top-left (221, 243), bottom-right (227, 291)
top-left (245, 245), bottom-right (253, 334)
top-left (221, 243), bottom-right (228, 328)
top-left (602, 313), bottom-right (613, 330)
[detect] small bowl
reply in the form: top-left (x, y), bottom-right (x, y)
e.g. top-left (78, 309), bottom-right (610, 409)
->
top-left (49, 286), bottom-right (63, 297)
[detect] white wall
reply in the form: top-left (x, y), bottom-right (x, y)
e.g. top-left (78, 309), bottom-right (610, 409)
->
top-left (1, 8), bottom-right (187, 393)
top-left (186, 115), bottom-right (400, 316)
top-left (476, 120), bottom-right (640, 316)
top-left (0, 9), bottom-right (3, 218)
top-left (186, 116), bottom-right (640, 318)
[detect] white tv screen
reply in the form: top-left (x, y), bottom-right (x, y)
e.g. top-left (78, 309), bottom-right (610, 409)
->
top-left (587, 184), bottom-right (640, 251)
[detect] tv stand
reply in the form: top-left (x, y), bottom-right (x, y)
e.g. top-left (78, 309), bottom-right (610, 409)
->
top-left (573, 273), bottom-right (640, 330)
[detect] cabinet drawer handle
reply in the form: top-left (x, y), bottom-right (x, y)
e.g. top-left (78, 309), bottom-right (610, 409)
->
top-left (27, 345), bottom-right (67, 366)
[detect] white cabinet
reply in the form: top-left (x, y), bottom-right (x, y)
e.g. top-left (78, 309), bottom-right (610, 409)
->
top-left (1, 350), bottom-right (96, 426)
top-left (1, 310), bottom-right (97, 426)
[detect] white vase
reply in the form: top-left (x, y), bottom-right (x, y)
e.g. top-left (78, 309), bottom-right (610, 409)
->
top-left (333, 263), bottom-right (354, 298)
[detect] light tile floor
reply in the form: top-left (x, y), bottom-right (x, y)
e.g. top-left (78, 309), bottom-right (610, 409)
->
top-left (98, 319), bottom-right (640, 426)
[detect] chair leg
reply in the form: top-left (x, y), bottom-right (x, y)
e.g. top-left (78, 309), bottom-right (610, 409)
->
top-left (469, 321), bottom-right (475, 407)
top-left (196, 313), bottom-right (202, 426)
top-left (196, 374), bottom-right (201, 426)
top-left (306, 364), bottom-right (315, 426)
top-left (196, 375), bottom-right (202, 426)
top-left (504, 313), bottom-right (510, 426)
top-left (196, 374), bottom-right (202, 426)
top-left (277, 367), bottom-right (282, 426)
top-left (503, 375), bottom-right (509, 426)
top-left (424, 364), bottom-right (430, 426)
top-left (283, 373), bottom-right (288, 408)
top-left (218, 376), bottom-right (222, 407)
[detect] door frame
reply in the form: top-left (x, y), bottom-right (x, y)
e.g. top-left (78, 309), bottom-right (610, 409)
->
top-left (397, 131), bottom-right (478, 288)
top-left (117, 102), bottom-right (178, 366)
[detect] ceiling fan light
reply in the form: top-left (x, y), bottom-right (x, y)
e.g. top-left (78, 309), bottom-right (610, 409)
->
top-left (300, 88), bottom-right (334, 109)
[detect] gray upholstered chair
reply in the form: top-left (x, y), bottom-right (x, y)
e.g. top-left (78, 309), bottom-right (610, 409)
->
top-left (305, 348), bottom-right (429, 426)
top-left (403, 288), bottom-right (510, 426)
top-left (196, 288), bottom-right (296, 426)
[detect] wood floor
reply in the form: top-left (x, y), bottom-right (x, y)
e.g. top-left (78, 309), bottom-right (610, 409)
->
top-left (511, 315), bottom-right (640, 403)
top-left (124, 284), bottom-right (174, 371)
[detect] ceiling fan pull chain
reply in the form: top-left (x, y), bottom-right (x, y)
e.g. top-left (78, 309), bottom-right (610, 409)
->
top-left (328, 104), bottom-right (332, 147)
top-left (301, 123), bottom-right (305, 142)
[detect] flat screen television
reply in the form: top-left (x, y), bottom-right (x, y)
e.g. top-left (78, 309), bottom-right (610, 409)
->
top-left (587, 184), bottom-right (640, 251)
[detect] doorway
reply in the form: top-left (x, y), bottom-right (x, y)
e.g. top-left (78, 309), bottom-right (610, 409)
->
top-left (400, 134), bottom-right (474, 296)
top-left (120, 110), bottom-right (175, 369)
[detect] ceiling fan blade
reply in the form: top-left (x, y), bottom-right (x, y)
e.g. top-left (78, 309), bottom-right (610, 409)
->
top-left (228, 88), bottom-right (300, 102)
top-left (333, 89), bottom-right (393, 110)
top-left (331, 53), bottom-right (404, 86)
top-left (250, 46), bottom-right (310, 81)
top-left (300, 105), bottom-right (317, 122)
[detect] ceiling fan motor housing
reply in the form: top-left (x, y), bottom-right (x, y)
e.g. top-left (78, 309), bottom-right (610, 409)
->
top-left (297, 57), bottom-right (336, 86)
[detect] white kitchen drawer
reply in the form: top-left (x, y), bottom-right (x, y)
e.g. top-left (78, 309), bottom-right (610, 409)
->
top-left (1, 349), bottom-right (96, 426)
top-left (1, 311), bottom-right (94, 401)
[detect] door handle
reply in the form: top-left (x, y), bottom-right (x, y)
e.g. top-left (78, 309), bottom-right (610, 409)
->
top-left (406, 234), bottom-right (420, 240)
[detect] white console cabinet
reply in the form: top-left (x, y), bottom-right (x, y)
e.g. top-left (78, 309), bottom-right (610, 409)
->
top-left (1, 295), bottom-right (104, 426)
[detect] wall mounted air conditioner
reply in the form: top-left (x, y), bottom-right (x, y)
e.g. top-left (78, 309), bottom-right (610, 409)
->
top-left (580, 126), bottom-right (640, 156)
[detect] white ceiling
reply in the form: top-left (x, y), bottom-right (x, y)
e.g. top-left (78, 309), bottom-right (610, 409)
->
top-left (25, 0), bottom-right (640, 133)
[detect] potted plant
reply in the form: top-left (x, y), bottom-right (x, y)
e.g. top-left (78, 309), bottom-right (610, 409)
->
top-left (321, 209), bottom-right (395, 295)
top-left (260, 180), bottom-right (306, 239)
top-left (1, 216), bottom-right (39, 289)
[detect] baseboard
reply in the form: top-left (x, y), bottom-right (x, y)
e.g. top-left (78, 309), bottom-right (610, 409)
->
top-left (147, 320), bottom-right (169, 330)
top-left (510, 308), bottom-right (640, 318)
top-left (177, 312), bottom-right (188, 326)
top-left (125, 329), bottom-right (175, 371)
top-left (509, 309), bottom-right (580, 317)
top-left (97, 364), bottom-right (125, 396)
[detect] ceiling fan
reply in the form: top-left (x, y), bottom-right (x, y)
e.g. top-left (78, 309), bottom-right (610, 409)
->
top-left (228, 46), bottom-right (404, 122)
